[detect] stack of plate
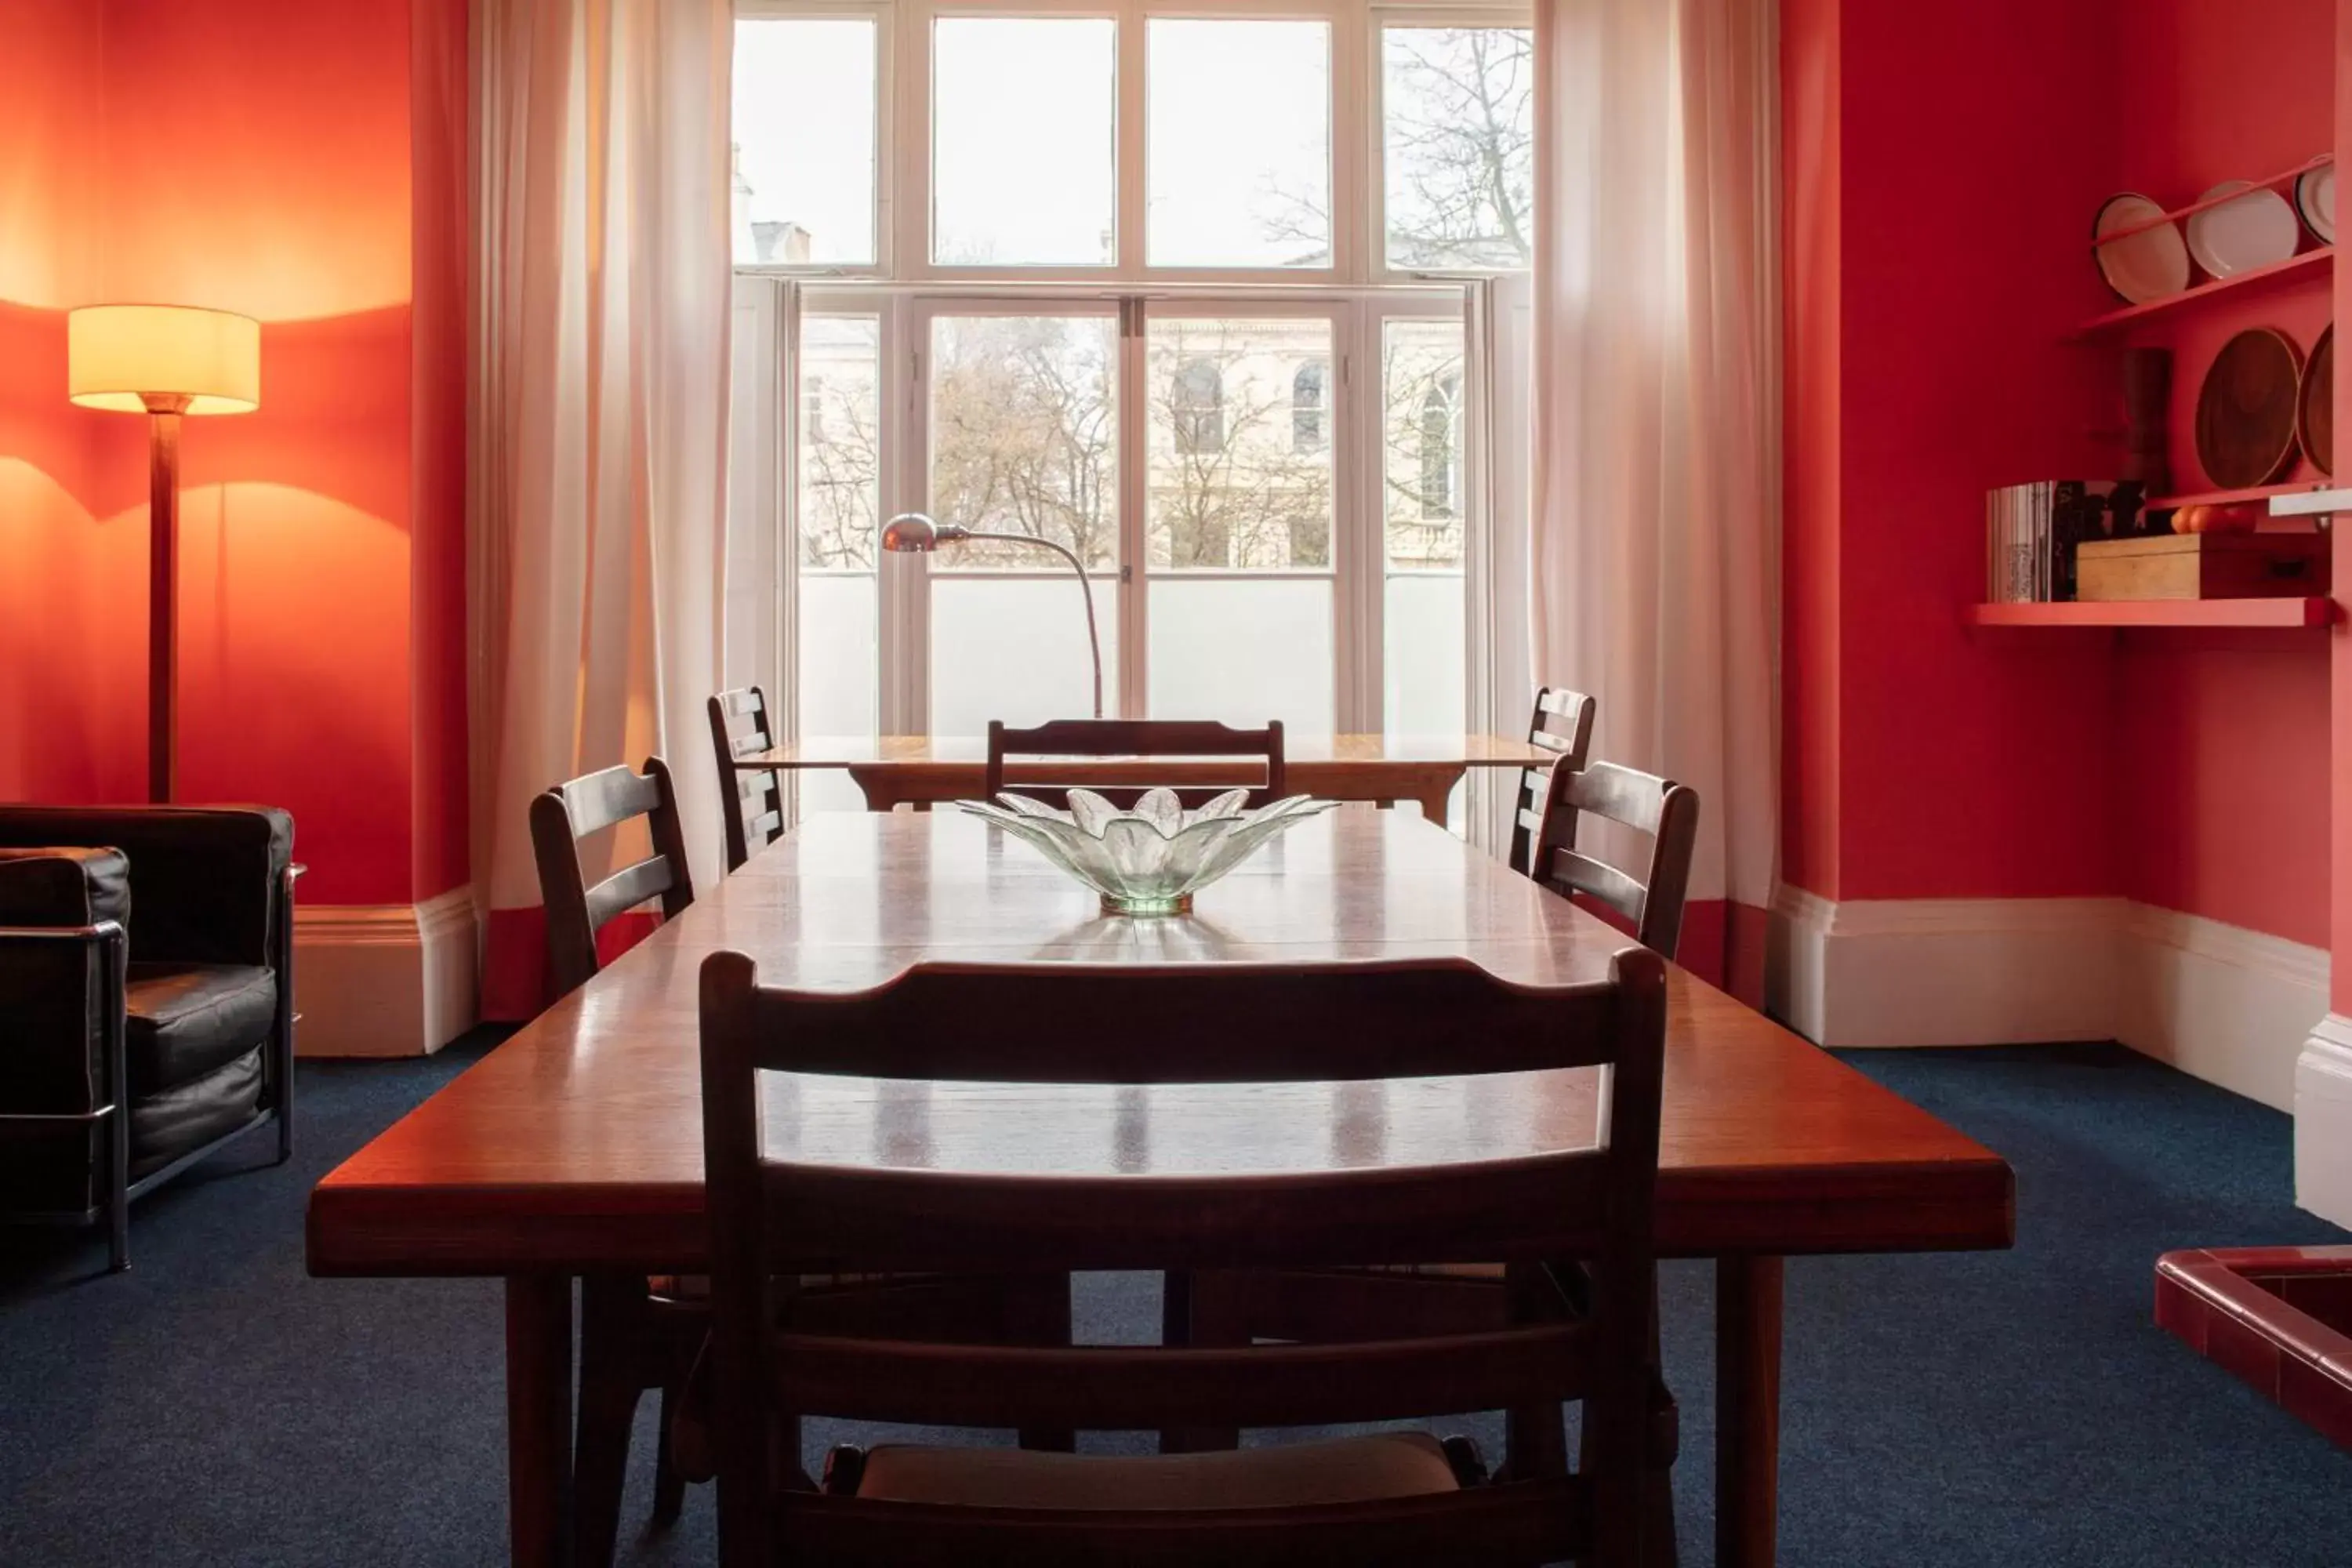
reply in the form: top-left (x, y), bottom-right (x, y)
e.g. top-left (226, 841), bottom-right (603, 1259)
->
top-left (2093, 165), bottom-right (2331, 303)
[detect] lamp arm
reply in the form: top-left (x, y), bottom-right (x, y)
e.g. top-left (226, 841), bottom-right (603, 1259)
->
top-left (956, 531), bottom-right (1105, 720)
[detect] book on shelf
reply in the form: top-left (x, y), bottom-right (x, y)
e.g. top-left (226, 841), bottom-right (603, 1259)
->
top-left (1983, 479), bottom-right (2118, 603)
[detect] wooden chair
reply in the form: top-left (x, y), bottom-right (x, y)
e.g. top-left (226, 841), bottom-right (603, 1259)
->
top-left (528, 759), bottom-right (1072, 1568)
top-left (985, 718), bottom-right (1287, 810)
top-left (708, 687), bottom-right (788, 872)
top-left (1184, 760), bottom-right (1699, 1556)
top-left (1533, 761), bottom-right (1700, 958)
top-left (1506, 687), bottom-right (1598, 879)
top-left (695, 949), bottom-right (1669, 1568)
top-left (527, 759), bottom-right (696, 1002)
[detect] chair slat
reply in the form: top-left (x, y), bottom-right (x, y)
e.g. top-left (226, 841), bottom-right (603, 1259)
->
top-left (557, 764), bottom-right (664, 837)
top-left (775, 1324), bottom-right (1592, 1431)
top-left (764, 1159), bottom-right (1613, 1275)
top-left (583, 855), bottom-right (677, 931)
top-left (722, 960), bottom-right (1621, 1084)
top-left (986, 719), bottom-right (1286, 809)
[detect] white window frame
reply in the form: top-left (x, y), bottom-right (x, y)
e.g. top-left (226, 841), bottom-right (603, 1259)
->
top-left (743, 0), bottom-right (1526, 742)
top-left (1366, 2), bottom-right (1539, 282)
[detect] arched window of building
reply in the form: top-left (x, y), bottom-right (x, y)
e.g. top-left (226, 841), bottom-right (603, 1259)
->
top-left (1419, 373), bottom-right (1461, 518)
top-left (1174, 357), bottom-right (1225, 452)
top-left (1291, 360), bottom-right (1327, 452)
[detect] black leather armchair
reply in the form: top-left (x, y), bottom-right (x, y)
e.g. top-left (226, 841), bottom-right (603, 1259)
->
top-left (0, 806), bottom-right (296, 1271)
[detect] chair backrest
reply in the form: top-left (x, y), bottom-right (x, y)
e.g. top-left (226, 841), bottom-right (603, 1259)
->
top-left (1533, 760), bottom-right (1700, 959)
top-left (699, 950), bottom-right (1668, 1567)
top-left (707, 687), bottom-right (785, 873)
top-left (1507, 687), bottom-right (1598, 879)
top-left (527, 759), bottom-right (695, 1000)
top-left (985, 718), bottom-right (1287, 810)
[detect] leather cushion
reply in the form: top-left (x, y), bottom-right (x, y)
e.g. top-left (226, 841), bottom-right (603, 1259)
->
top-left (0, 845), bottom-right (131, 930)
top-left (0, 848), bottom-right (129, 1113)
top-left (129, 1045), bottom-right (263, 1173)
top-left (0, 806), bottom-right (292, 966)
top-left (125, 963), bottom-right (275, 1094)
top-left (851, 1432), bottom-right (1461, 1511)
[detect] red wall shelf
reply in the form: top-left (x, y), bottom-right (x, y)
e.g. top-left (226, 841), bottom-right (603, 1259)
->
top-left (2067, 247), bottom-right (2332, 339)
top-left (1967, 597), bottom-right (2336, 628)
top-left (2145, 481), bottom-right (2336, 512)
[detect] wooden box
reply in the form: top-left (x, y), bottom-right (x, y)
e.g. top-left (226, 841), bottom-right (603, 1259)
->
top-left (2075, 533), bottom-right (2329, 601)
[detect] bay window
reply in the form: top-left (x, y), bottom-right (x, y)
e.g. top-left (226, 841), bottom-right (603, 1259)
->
top-left (732, 0), bottom-right (1533, 782)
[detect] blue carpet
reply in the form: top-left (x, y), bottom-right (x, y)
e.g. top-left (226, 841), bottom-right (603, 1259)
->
top-left (1, 1037), bottom-right (2347, 1566)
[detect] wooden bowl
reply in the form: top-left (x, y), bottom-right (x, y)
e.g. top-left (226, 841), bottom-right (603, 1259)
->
top-left (2298, 323), bottom-right (2333, 477)
top-left (2195, 327), bottom-right (2304, 489)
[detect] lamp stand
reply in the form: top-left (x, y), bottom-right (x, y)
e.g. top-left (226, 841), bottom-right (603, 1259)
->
top-left (143, 394), bottom-right (189, 804)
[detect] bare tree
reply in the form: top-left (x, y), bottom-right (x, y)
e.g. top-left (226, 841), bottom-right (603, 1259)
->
top-left (1265, 28), bottom-right (1534, 270)
top-left (931, 316), bottom-right (1119, 568)
top-left (1147, 324), bottom-right (1332, 571)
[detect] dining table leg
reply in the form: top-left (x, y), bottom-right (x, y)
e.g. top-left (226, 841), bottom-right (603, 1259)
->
top-left (1413, 768), bottom-right (1465, 825)
top-left (1715, 1254), bottom-right (1785, 1568)
top-left (506, 1272), bottom-right (575, 1568)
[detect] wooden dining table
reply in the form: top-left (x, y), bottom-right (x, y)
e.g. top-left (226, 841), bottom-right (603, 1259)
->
top-left (307, 809), bottom-right (2013, 1568)
top-left (736, 732), bottom-right (1554, 819)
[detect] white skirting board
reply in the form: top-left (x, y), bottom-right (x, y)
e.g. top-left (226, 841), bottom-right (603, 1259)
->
top-left (292, 887), bottom-right (478, 1057)
top-left (2298, 1016), bottom-right (2352, 1229)
top-left (1766, 889), bottom-right (2326, 1112)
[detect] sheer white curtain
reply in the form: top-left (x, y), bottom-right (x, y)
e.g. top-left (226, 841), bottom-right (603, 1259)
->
top-left (1530, 0), bottom-right (1780, 931)
top-left (469, 0), bottom-right (735, 1014)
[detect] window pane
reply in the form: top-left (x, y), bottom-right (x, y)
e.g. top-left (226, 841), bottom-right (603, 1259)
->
top-left (801, 316), bottom-right (881, 570)
top-left (934, 19), bottom-right (1116, 266)
top-left (1383, 27), bottom-right (1535, 271)
top-left (928, 313), bottom-right (1120, 732)
top-left (933, 577), bottom-right (1120, 734)
top-left (929, 314), bottom-right (1119, 570)
top-left (1147, 20), bottom-right (1330, 268)
top-left (1149, 579), bottom-right (1333, 731)
top-left (732, 19), bottom-right (877, 266)
top-left (798, 315), bottom-right (880, 811)
top-left (1383, 318), bottom-right (1466, 737)
top-left (1145, 318), bottom-right (1334, 569)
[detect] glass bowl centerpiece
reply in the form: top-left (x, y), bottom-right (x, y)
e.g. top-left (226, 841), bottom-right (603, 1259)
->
top-left (959, 787), bottom-right (1335, 916)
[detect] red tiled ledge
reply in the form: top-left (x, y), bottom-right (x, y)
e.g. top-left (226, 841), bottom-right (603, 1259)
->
top-left (2155, 1246), bottom-right (2352, 1449)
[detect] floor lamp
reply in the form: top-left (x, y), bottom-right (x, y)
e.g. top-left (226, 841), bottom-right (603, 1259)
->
top-left (881, 511), bottom-right (1105, 718)
top-left (67, 305), bottom-right (261, 804)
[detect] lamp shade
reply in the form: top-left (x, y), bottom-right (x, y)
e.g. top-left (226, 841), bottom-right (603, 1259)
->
top-left (68, 305), bottom-right (260, 415)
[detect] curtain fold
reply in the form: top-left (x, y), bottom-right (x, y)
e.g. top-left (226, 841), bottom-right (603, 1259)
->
top-left (1464, 273), bottom-right (1537, 858)
top-left (470, 0), bottom-right (735, 1017)
top-left (1530, 0), bottom-right (1780, 924)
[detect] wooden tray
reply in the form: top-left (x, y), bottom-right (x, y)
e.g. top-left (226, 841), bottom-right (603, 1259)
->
top-left (2299, 323), bottom-right (2333, 477)
top-left (2196, 327), bottom-right (2304, 488)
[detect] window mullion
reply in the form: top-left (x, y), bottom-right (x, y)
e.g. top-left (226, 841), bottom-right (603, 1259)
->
top-left (880, 296), bottom-right (927, 734)
top-left (1118, 296), bottom-right (1149, 717)
top-left (1336, 302), bottom-right (1382, 733)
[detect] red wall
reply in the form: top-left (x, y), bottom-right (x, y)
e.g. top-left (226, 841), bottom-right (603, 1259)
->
top-left (1780, 0), bottom-right (1842, 898)
top-left (0, 2), bottom-right (135, 802)
top-left (0, 0), bottom-right (467, 910)
top-left (2109, 0), bottom-right (2335, 949)
top-left (1784, 0), bottom-right (2333, 947)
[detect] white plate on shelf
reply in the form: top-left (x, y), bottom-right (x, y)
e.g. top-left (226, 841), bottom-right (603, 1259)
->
top-left (2093, 192), bottom-right (2190, 303)
top-left (2296, 162), bottom-right (2336, 244)
top-left (2185, 180), bottom-right (2300, 278)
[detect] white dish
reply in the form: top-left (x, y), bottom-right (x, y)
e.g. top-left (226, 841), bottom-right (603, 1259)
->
top-left (2093, 193), bottom-right (2190, 303)
top-left (2296, 162), bottom-right (2336, 245)
top-left (2185, 180), bottom-right (2299, 278)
